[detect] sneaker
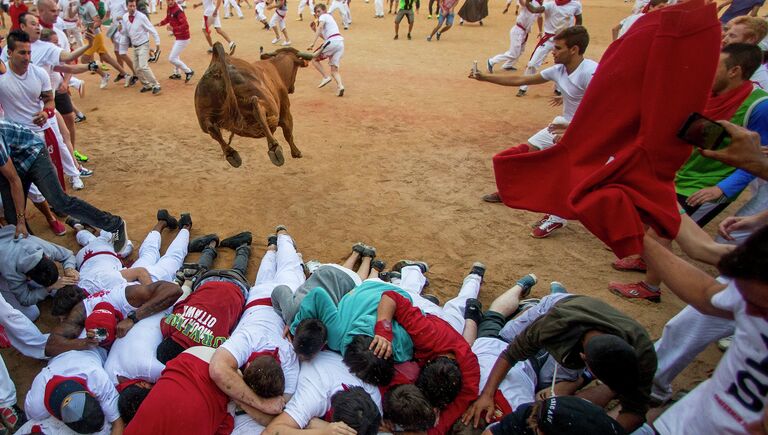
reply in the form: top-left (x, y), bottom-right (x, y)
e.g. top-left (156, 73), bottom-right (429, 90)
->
top-left (114, 72), bottom-right (126, 82)
top-left (275, 224), bottom-right (288, 233)
top-left (65, 216), bottom-right (84, 231)
top-left (516, 89), bottom-right (527, 97)
top-left (487, 59), bottom-right (493, 73)
top-left (207, 47), bottom-right (214, 53)
top-left (427, 13), bottom-right (432, 18)
top-left (48, 219), bottom-right (67, 236)
top-left (531, 216), bottom-right (565, 238)
top-left (100, 73), bottom-right (111, 89)
top-left (79, 166), bottom-right (94, 177)
top-left (530, 214), bottom-right (550, 228)
top-left (463, 298), bottom-right (483, 323)
top-left (281, 40), bottom-right (292, 46)
top-left (426, 36), bottom-right (432, 42)
top-left (229, 41), bottom-right (237, 54)
top-left (361, 245), bottom-right (376, 258)
top-left (189, 234), bottom-right (220, 252)
top-left (436, 31), bottom-right (441, 40)
top-left (371, 259), bottom-right (387, 272)
top-left (112, 219), bottom-right (129, 252)
top-left (271, 37), bottom-right (281, 44)
top-left (157, 209), bottom-right (179, 230)
top-left (296, 15), bottom-right (303, 20)
top-left (392, 260), bottom-right (429, 274)
top-left (482, 192), bottom-right (502, 203)
top-left (608, 281), bottom-right (661, 303)
top-left (118, 239), bottom-right (134, 258)
top-left (515, 273), bottom-right (537, 298)
top-left (469, 261), bottom-right (486, 278)
top-left (185, 70), bottom-right (195, 83)
top-left (717, 336), bottom-right (732, 352)
top-left (550, 281), bottom-right (567, 294)
top-left (74, 113), bottom-right (87, 123)
top-left (336, 87), bottom-right (345, 97)
top-left (393, 34), bottom-right (398, 40)
top-left (423, 294), bottom-right (440, 305)
top-left (178, 212), bottom-right (192, 229)
top-left (502, 65), bottom-right (517, 71)
top-left (169, 73), bottom-right (183, 80)
top-left (152, 86), bottom-right (162, 95)
top-left (407, 33), bottom-right (411, 40)
top-left (305, 259), bottom-right (322, 274)
top-left (318, 76), bottom-right (333, 88)
top-left (267, 234), bottom-right (278, 247)
top-left (611, 256), bottom-right (647, 272)
top-left (71, 176), bottom-right (84, 190)
top-left (220, 231), bottom-right (253, 249)
top-left (128, 76), bottom-right (139, 87)
top-left (140, 85), bottom-right (154, 93)
top-left (0, 404), bottom-right (27, 432)
top-left (74, 149), bottom-right (88, 161)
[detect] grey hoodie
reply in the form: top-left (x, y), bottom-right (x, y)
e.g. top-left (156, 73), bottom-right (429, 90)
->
top-left (0, 225), bottom-right (77, 306)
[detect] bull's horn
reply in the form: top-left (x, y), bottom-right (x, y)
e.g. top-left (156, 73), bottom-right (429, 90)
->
top-left (259, 46), bottom-right (264, 55)
top-left (297, 51), bottom-right (315, 60)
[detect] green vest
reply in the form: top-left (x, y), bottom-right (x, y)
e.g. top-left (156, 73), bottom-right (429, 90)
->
top-left (675, 87), bottom-right (768, 199)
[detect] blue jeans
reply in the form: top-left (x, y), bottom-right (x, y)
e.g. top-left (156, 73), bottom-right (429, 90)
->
top-left (438, 12), bottom-right (454, 26)
top-left (0, 152), bottom-right (122, 232)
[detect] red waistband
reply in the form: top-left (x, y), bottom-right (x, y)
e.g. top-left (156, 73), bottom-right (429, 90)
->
top-left (327, 33), bottom-right (341, 39)
top-left (244, 297), bottom-right (272, 311)
top-left (81, 250), bottom-right (122, 267)
top-left (515, 23), bottom-right (527, 32)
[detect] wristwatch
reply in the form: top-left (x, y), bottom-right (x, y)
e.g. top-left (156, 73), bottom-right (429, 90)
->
top-left (127, 311), bottom-right (139, 323)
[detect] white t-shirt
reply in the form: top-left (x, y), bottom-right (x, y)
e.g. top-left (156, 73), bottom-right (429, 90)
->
top-left (516, 0), bottom-right (542, 31)
top-left (318, 13), bottom-right (343, 41)
top-left (654, 282), bottom-right (768, 434)
top-left (284, 351), bottom-right (383, 428)
top-left (106, 0), bottom-right (128, 21)
top-left (25, 349), bottom-right (121, 426)
top-left (617, 13), bottom-right (642, 38)
top-left (202, 0), bottom-right (216, 16)
top-left (540, 58), bottom-right (597, 121)
top-left (541, 0), bottom-right (581, 35)
top-left (751, 64), bottom-right (768, 90)
top-left (82, 286), bottom-right (139, 319)
top-left (0, 64), bottom-right (52, 131)
top-left (104, 311), bottom-right (167, 385)
top-left (632, 0), bottom-right (649, 13)
top-left (472, 338), bottom-right (538, 412)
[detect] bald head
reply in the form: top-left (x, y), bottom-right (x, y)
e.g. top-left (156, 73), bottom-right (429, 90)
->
top-left (37, 0), bottom-right (60, 26)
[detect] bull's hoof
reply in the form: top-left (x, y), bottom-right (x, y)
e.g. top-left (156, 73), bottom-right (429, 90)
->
top-left (268, 145), bottom-right (285, 166)
top-left (291, 150), bottom-right (303, 158)
top-left (226, 151), bottom-right (243, 168)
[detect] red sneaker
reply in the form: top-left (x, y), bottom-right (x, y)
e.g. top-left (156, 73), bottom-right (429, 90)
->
top-left (530, 214), bottom-right (550, 228)
top-left (0, 325), bottom-right (10, 348)
top-left (612, 256), bottom-right (647, 272)
top-left (531, 216), bottom-right (565, 238)
top-left (609, 281), bottom-right (661, 303)
top-left (48, 219), bottom-right (67, 236)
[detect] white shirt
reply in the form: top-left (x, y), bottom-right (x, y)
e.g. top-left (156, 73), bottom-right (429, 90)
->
top-left (25, 349), bottom-right (120, 426)
top-left (106, 0), bottom-right (128, 21)
top-left (540, 58), bottom-right (597, 121)
top-left (473, 338), bottom-right (538, 412)
top-left (516, 0), bottom-right (541, 31)
top-left (120, 12), bottom-right (161, 47)
top-left (318, 13), bottom-right (343, 41)
top-left (751, 64), bottom-right (768, 90)
top-left (631, 0), bottom-right (648, 13)
top-left (654, 282), bottom-right (768, 434)
top-left (0, 64), bottom-right (52, 131)
top-left (617, 13), bottom-right (643, 38)
top-left (82, 286), bottom-right (138, 318)
top-left (541, 0), bottom-right (581, 35)
top-left (104, 311), bottom-right (167, 385)
top-left (52, 19), bottom-right (72, 52)
top-left (284, 351), bottom-right (383, 428)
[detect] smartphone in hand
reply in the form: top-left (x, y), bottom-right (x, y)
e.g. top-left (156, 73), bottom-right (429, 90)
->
top-left (678, 112), bottom-right (730, 150)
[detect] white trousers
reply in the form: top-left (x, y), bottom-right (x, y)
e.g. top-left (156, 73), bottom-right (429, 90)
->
top-left (254, 234), bottom-right (306, 292)
top-left (0, 289), bottom-right (41, 322)
top-left (328, 0), bottom-right (351, 26)
top-left (519, 38), bottom-right (555, 92)
top-left (255, 2), bottom-right (267, 20)
top-left (48, 120), bottom-right (79, 178)
top-left (395, 266), bottom-right (482, 334)
top-left (224, 0), bottom-right (244, 18)
top-left (169, 39), bottom-right (192, 74)
top-left (499, 293), bottom-right (572, 342)
top-left (651, 305), bottom-right (734, 402)
top-left (374, 0), bottom-right (384, 16)
top-left (0, 290), bottom-right (49, 359)
top-left (0, 356), bottom-right (16, 408)
top-left (490, 25), bottom-right (529, 70)
top-left (131, 229), bottom-right (190, 282)
top-left (297, 0), bottom-right (314, 16)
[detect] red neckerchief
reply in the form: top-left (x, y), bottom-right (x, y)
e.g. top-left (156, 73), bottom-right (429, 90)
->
top-left (554, 0), bottom-right (571, 5)
top-left (40, 19), bottom-right (53, 29)
top-left (703, 80), bottom-right (754, 121)
top-left (322, 384), bottom-right (351, 421)
top-left (128, 14), bottom-right (135, 23)
top-left (116, 378), bottom-right (144, 393)
top-left (243, 348), bottom-right (281, 370)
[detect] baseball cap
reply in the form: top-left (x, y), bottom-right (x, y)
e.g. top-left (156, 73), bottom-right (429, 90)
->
top-left (84, 302), bottom-right (123, 347)
top-left (48, 380), bottom-right (105, 434)
top-left (536, 396), bottom-right (626, 435)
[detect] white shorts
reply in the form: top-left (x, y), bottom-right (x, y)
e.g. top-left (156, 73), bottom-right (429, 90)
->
top-left (317, 39), bottom-right (344, 67)
top-left (255, 2), bottom-right (267, 20)
top-left (203, 14), bottom-right (222, 32)
top-left (269, 10), bottom-right (286, 29)
top-left (527, 116), bottom-right (568, 150)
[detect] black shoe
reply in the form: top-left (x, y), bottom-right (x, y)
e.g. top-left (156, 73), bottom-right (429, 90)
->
top-left (275, 224), bottom-right (288, 233)
top-left (470, 262), bottom-right (486, 278)
top-left (361, 245), bottom-right (377, 258)
top-left (74, 113), bottom-right (87, 123)
top-left (464, 298), bottom-right (483, 324)
top-left (157, 209), bottom-right (179, 230)
top-left (388, 271), bottom-right (401, 280)
top-left (220, 231), bottom-right (253, 249)
top-left (65, 216), bottom-right (84, 231)
top-left (129, 76), bottom-right (139, 87)
top-left (392, 260), bottom-right (429, 274)
top-left (189, 234), bottom-right (219, 252)
top-left (371, 259), bottom-right (387, 272)
top-left (169, 73), bottom-right (182, 80)
top-left (140, 85), bottom-right (153, 93)
top-left (407, 33), bottom-right (411, 40)
top-left (352, 242), bottom-right (366, 254)
top-left (114, 72), bottom-right (127, 82)
top-left (267, 234), bottom-right (278, 247)
top-left (378, 271), bottom-right (391, 282)
top-left (152, 86), bottom-right (162, 95)
top-left (178, 213), bottom-right (192, 229)
top-left (423, 294), bottom-right (440, 305)
top-left (112, 220), bottom-right (129, 252)
top-left (185, 70), bottom-right (195, 83)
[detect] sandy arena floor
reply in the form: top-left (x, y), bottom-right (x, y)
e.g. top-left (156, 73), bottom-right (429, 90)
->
top-left (2, 0), bottom-right (740, 409)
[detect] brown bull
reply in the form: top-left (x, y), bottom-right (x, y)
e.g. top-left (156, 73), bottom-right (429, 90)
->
top-left (194, 42), bottom-right (313, 167)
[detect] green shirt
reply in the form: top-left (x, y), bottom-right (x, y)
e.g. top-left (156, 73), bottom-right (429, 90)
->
top-left (399, 0), bottom-right (415, 10)
top-left (291, 281), bottom-right (415, 363)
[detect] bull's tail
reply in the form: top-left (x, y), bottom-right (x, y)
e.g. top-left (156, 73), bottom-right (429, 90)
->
top-left (211, 42), bottom-right (242, 127)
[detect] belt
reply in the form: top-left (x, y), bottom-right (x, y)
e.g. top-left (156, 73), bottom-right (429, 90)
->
top-left (244, 297), bottom-right (273, 311)
top-left (81, 250), bottom-right (122, 268)
top-left (515, 23), bottom-right (527, 32)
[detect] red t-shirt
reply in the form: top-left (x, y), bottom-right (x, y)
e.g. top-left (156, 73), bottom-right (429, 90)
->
top-left (124, 352), bottom-right (234, 435)
top-left (160, 281), bottom-right (245, 350)
top-left (383, 291), bottom-right (481, 435)
top-left (9, 2), bottom-right (29, 31)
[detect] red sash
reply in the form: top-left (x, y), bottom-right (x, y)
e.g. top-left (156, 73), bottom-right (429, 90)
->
top-left (43, 127), bottom-right (66, 191)
top-left (243, 297), bottom-right (272, 311)
top-left (529, 32), bottom-right (555, 60)
top-left (81, 250), bottom-right (123, 267)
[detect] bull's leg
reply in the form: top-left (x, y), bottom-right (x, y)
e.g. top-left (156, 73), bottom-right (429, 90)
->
top-left (250, 97), bottom-right (285, 166)
top-left (278, 109), bottom-right (302, 159)
top-left (207, 123), bottom-right (242, 168)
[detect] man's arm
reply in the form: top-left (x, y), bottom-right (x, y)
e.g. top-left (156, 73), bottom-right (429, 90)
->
top-left (143, 14), bottom-right (161, 46)
top-left (574, 13), bottom-right (582, 25)
top-left (264, 412), bottom-right (355, 435)
top-left (642, 235), bottom-right (731, 318)
top-left (120, 267), bottom-right (153, 285)
top-left (45, 302), bottom-right (99, 357)
top-left (470, 71), bottom-right (548, 87)
top-left (309, 20), bottom-right (325, 49)
top-left (53, 63), bottom-right (92, 74)
top-left (59, 31), bottom-right (95, 62)
top-left (0, 159), bottom-right (29, 238)
top-left (118, 281), bottom-right (183, 337)
top-left (209, 348), bottom-right (286, 415)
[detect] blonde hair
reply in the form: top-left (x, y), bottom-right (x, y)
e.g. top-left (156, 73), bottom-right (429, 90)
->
top-left (728, 16), bottom-right (768, 42)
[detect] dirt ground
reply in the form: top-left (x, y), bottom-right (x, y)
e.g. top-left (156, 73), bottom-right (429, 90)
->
top-left (2, 0), bottom-right (736, 412)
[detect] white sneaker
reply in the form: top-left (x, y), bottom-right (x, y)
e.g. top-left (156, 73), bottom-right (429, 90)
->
top-left (281, 40), bottom-right (292, 46)
top-left (318, 76), bottom-right (332, 88)
top-left (271, 37), bottom-right (281, 44)
top-left (124, 74), bottom-right (132, 87)
top-left (228, 41), bottom-right (237, 54)
top-left (336, 86), bottom-right (345, 97)
top-left (100, 73), bottom-right (111, 89)
top-left (71, 176), bottom-right (84, 190)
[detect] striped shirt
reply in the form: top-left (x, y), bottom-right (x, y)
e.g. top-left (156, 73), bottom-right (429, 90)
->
top-left (0, 119), bottom-right (46, 173)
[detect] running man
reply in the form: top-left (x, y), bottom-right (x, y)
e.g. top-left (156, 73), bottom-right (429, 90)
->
top-left (426, 0), bottom-right (458, 41)
top-left (268, 0), bottom-right (291, 45)
top-left (393, 0), bottom-right (415, 39)
top-left (194, 0), bottom-right (236, 53)
top-left (308, 3), bottom-right (345, 96)
top-left (487, 0), bottom-right (542, 72)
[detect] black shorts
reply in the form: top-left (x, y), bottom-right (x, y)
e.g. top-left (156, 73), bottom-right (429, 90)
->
top-left (54, 91), bottom-right (75, 115)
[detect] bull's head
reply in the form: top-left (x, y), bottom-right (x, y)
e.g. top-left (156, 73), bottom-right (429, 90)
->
top-left (260, 47), bottom-right (313, 93)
